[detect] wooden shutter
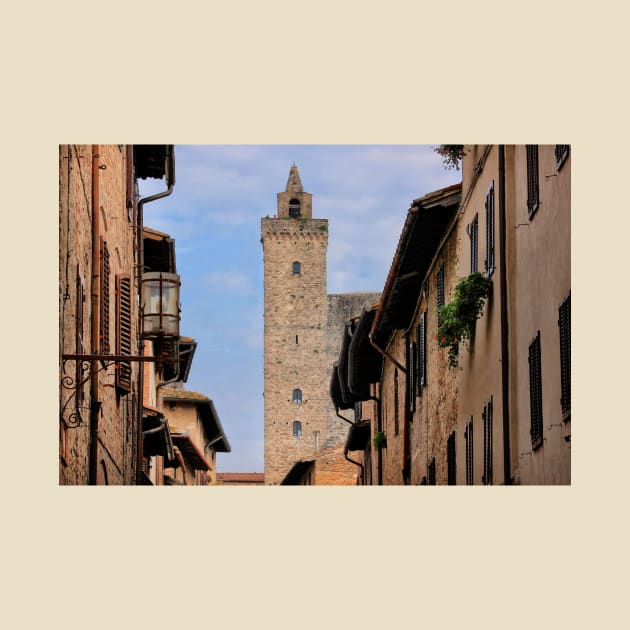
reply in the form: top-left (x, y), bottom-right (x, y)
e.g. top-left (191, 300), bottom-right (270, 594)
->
top-left (99, 238), bottom-right (110, 354)
top-left (555, 145), bottom-right (570, 169)
top-left (485, 182), bottom-right (495, 275)
top-left (483, 397), bottom-right (493, 485)
top-left (470, 214), bottom-right (478, 273)
top-left (116, 274), bottom-right (132, 392)
top-left (528, 332), bottom-right (544, 449)
top-left (407, 340), bottom-right (416, 413)
top-left (526, 145), bottom-right (539, 216)
top-left (437, 264), bottom-right (445, 324)
top-left (558, 294), bottom-right (571, 415)
top-left (465, 418), bottom-right (474, 485)
top-left (417, 311), bottom-right (427, 392)
top-left (447, 432), bottom-right (456, 485)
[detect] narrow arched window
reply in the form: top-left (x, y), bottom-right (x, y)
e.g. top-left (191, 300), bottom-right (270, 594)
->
top-left (289, 198), bottom-right (301, 218)
top-left (292, 261), bottom-right (301, 275)
top-left (293, 389), bottom-right (302, 404)
top-left (292, 420), bottom-right (302, 437)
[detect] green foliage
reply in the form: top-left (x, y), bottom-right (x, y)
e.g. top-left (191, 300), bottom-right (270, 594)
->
top-left (437, 273), bottom-right (492, 368)
top-left (434, 145), bottom-right (465, 170)
top-left (373, 431), bottom-right (387, 449)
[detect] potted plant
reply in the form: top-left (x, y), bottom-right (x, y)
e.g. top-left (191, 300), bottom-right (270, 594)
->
top-left (437, 272), bottom-right (492, 368)
top-left (373, 431), bottom-right (387, 449)
top-left (434, 145), bottom-right (465, 170)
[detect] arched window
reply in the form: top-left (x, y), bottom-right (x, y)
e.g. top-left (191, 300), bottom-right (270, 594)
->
top-left (292, 420), bottom-right (302, 437)
top-left (289, 198), bottom-right (301, 218)
top-left (293, 389), bottom-right (302, 404)
top-left (292, 261), bottom-right (301, 275)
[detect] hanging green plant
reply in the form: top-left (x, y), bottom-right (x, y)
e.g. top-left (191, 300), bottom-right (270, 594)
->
top-left (434, 145), bottom-right (465, 170)
top-left (373, 431), bottom-right (387, 449)
top-left (437, 272), bottom-right (492, 368)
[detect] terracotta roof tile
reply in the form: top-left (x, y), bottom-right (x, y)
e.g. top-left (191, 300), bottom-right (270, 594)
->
top-left (217, 473), bottom-right (265, 483)
top-left (161, 387), bottom-right (208, 402)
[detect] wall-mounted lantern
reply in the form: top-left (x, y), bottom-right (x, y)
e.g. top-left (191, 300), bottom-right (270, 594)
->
top-left (141, 271), bottom-right (181, 338)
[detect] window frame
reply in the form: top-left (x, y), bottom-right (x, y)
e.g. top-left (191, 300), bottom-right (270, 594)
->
top-left (485, 181), bottom-right (495, 277)
top-left (470, 214), bottom-right (479, 273)
top-left (482, 397), bottom-right (493, 485)
top-left (292, 261), bottom-right (301, 275)
top-left (292, 388), bottom-right (303, 404)
top-left (526, 145), bottom-right (540, 218)
top-left (292, 420), bottom-right (302, 437)
top-left (528, 331), bottom-right (544, 450)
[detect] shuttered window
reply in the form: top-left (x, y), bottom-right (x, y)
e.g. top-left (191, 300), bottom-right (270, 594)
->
top-left (558, 294), bottom-right (571, 416)
top-left (482, 397), bottom-right (493, 485)
top-left (485, 182), bottom-right (495, 276)
top-left (470, 214), bottom-right (479, 273)
top-left (465, 418), bottom-right (473, 485)
top-left (416, 311), bottom-right (427, 393)
top-left (447, 432), bottom-right (456, 485)
top-left (407, 340), bottom-right (416, 413)
top-left (99, 238), bottom-right (110, 354)
top-left (529, 332), bottom-right (544, 449)
top-left (555, 145), bottom-right (570, 170)
top-left (526, 145), bottom-right (539, 217)
top-left (437, 263), bottom-right (445, 327)
top-left (428, 458), bottom-right (436, 485)
top-left (394, 369), bottom-right (399, 436)
top-left (116, 274), bottom-right (132, 393)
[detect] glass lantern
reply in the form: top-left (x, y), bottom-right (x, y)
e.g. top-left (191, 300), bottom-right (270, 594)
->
top-left (141, 272), bottom-right (181, 338)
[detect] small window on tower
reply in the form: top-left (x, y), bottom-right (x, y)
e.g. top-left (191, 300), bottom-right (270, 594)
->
top-left (289, 199), bottom-right (301, 218)
top-left (292, 261), bottom-right (301, 275)
top-left (293, 389), bottom-right (302, 404)
top-left (292, 420), bottom-right (302, 437)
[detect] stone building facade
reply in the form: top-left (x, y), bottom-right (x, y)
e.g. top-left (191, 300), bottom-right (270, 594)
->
top-left (261, 166), bottom-right (379, 485)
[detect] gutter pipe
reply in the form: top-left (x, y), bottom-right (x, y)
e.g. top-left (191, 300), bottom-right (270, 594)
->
top-left (498, 145), bottom-right (512, 484)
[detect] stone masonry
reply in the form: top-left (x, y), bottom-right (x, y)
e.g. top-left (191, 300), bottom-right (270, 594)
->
top-left (261, 166), bottom-right (379, 484)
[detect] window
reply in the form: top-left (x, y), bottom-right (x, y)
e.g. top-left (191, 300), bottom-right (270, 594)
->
top-left (470, 214), bottom-right (479, 273)
top-left (465, 418), bottom-right (474, 485)
top-left (528, 331), bottom-right (543, 450)
top-left (292, 420), bottom-right (302, 437)
top-left (292, 261), bottom-right (301, 275)
top-left (416, 311), bottom-right (427, 393)
top-left (292, 388), bottom-right (302, 404)
top-left (75, 265), bottom-right (85, 406)
top-left (428, 458), bottom-right (436, 485)
top-left (99, 238), bottom-right (110, 353)
top-left (558, 294), bottom-right (571, 417)
top-left (485, 182), bottom-right (495, 276)
top-left (407, 339), bottom-right (416, 413)
top-left (116, 274), bottom-right (132, 393)
top-left (526, 145), bottom-right (539, 217)
top-left (437, 263), bottom-right (445, 321)
top-left (289, 198), bottom-right (301, 218)
top-left (482, 397), bottom-right (493, 485)
top-left (447, 432), bottom-right (456, 485)
top-left (555, 145), bottom-right (570, 170)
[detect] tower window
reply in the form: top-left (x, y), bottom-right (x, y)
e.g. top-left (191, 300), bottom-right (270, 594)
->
top-left (292, 421), bottom-right (302, 437)
top-left (289, 198), bottom-right (301, 218)
top-left (292, 261), bottom-right (301, 275)
top-left (293, 389), bottom-right (302, 404)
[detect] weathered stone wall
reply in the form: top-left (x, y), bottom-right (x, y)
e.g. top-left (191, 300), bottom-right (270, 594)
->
top-left (262, 217), bottom-right (330, 484)
top-left (59, 145), bottom-right (139, 485)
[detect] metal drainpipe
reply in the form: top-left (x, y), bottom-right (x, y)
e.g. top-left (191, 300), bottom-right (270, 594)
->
top-left (135, 160), bottom-right (175, 483)
top-left (344, 447), bottom-right (364, 482)
top-left (498, 145), bottom-right (512, 485)
top-left (88, 145), bottom-right (101, 485)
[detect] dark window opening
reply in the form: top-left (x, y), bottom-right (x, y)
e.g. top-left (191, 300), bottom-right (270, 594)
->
top-left (447, 432), bottom-right (456, 485)
top-left (417, 311), bottom-right (427, 393)
top-left (293, 389), bottom-right (302, 404)
top-left (75, 266), bottom-right (85, 406)
top-left (289, 198), bottom-right (301, 218)
top-left (529, 331), bottom-right (543, 449)
top-left (437, 264), bottom-right (445, 320)
top-left (292, 261), bottom-right (301, 275)
top-left (559, 294), bottom-right (571, 416)
top-left (526, 145), bottom-right (540, 217)
top-left (485, 182), bottom-right (495, 276)
top-left (483, 397), bottom-right (493, 485)
top-left (394, 369), bottom-right (399, 436)
top-left (428, 458), bottom-right (436, 485)
top-left (407, 340), bottom-right (416, 413)
top-left (292, 420), bottom-right (302, 437)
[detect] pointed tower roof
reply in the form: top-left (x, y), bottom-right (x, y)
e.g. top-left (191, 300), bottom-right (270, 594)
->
top-left (285, 164), bottom-right (304, 193)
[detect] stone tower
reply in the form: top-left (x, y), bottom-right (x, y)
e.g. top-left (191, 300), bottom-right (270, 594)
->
top-left (261, 166), bottom-right (329, 484)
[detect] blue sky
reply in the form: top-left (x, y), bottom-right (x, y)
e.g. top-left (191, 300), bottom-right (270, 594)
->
top-left (138, 145), bottom-right (461, 472)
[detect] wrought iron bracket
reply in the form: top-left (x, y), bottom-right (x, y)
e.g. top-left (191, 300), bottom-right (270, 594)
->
top-left (60, 353), bottom-right (168, 429)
